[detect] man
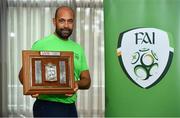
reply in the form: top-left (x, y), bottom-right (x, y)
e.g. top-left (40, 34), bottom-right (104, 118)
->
top-left (19, 6), bottom-right (91, 117)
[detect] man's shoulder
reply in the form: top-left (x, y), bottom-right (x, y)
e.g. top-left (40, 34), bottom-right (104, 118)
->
top-left (34, 34), bottom-right (53, 44)
top-left (69, 39), bottom-right (83, 49)
top-left (31, 34), bottom-right (54, 50)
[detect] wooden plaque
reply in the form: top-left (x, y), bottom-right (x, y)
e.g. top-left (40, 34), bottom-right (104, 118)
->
top-left (22, 50), bottom-right (75, 95)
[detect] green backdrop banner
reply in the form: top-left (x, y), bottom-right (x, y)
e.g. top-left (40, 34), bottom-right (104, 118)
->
top-left (104, 0), bottom-right (180, 117)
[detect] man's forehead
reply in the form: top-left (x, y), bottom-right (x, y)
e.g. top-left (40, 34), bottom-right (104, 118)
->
top-left (56, 7), bottom-right (74, 18)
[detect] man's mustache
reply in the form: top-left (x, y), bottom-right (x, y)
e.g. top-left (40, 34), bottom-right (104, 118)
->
top-left (60, 28), bottom-right (72, 32)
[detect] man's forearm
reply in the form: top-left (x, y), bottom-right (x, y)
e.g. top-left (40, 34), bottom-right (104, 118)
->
top-left (77, 70), bottom-right (91, 89)
top-left (19, 67), bottom-right (23, 84)
top-left (77, 77), bottom-right (91, 89)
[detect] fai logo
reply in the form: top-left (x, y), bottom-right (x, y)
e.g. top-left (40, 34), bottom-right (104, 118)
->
top-left (117, 28), bottom-right (174, 88)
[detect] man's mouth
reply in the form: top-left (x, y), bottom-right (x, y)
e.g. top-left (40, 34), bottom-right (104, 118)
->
top-left (62, 30), bottom-right (70, 34)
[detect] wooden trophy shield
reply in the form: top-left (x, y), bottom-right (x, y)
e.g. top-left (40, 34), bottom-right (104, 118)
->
top-left (22, 50), bottom-right (75, 95)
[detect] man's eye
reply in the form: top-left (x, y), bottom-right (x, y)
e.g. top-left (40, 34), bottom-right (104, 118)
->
top-left (59, 19), bottom-right (65, 23)
top-left (68, 20), bottom-right (73, 23)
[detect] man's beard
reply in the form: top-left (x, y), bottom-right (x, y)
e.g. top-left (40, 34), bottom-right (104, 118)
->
top-left (55, 28), bottom-right (73, 40)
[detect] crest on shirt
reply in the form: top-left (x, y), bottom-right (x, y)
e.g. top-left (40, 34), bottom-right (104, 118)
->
top-left (74, 53), bottom-right (79, 60)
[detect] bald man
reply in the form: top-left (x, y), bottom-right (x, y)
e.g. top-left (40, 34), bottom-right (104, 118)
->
top-left (19, 6), bottom-right (91, 117)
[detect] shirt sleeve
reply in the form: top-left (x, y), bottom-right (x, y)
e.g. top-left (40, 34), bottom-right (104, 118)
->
top-left (80, 48), bottom-right (89, 73)
top-left (31, 40), bottom-right (39, 50)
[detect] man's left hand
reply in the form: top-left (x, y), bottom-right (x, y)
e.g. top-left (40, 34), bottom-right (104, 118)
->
top-left (65, 82), bottom-right (78, 96)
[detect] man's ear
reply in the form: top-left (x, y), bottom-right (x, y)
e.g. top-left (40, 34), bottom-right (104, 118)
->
top-left (53, 18), bottom-right (56, 26)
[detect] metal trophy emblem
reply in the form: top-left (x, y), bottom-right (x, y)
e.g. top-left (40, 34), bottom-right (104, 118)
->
top-left (45, 63), bottom-right (57, 82)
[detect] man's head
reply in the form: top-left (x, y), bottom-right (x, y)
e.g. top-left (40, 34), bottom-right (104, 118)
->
top-left (53, 6), bottom-right (75, 40)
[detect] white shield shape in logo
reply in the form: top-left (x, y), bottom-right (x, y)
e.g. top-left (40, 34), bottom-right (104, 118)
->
top-left (117, 28), bottom-right (174, 88)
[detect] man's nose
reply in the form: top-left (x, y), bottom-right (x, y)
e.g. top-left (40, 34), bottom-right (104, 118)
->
top-left (64, 21), bottom-right (68, 28)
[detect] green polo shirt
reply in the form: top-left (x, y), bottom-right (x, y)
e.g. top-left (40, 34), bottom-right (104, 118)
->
top-left (31, 34), bottom-right (88, 103)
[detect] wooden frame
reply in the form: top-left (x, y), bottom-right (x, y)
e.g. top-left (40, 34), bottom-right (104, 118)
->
top-left (22, 50), bottom-right (75, 95)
